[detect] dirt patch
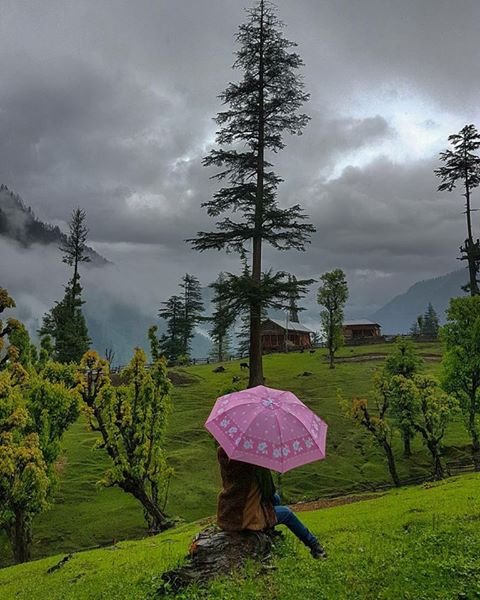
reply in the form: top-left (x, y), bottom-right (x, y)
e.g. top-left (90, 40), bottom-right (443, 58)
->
top-left (54, 455), bottom-right (68, 476)
top-left (168, 370), bottom-right (199, 386)
top-left (335, 353), bottom-right (388, 363)
top-left (291, 492), bottom-right (383, 512)
top-left (110, 369), bottom-right (198, 386)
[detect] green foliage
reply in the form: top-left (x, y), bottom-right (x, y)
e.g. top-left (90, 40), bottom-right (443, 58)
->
top-left (78, 349), bottom-right (173, 531)
top-left (344, 371), bottom-right (400, 486)
top-left (39, 283), bottom-right (90, 364)
top-left (442, 295), bottom-right (480, 467)
top-left (317, 269), bottom-right (348, 369)
top-left (385, 338), bottom-right (423, 378)
top-left (389, 375), bottom-right (458, 478)
top-left (0, 294), bottom-right (80, 562)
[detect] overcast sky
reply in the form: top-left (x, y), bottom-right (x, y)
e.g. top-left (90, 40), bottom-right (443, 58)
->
top-left (1, 0), bottom-right (480, 323)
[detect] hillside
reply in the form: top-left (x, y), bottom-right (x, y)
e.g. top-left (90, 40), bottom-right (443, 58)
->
top-left (0, 473), bottom-right (478, 599)
top-left (372, 268), bottom-right (467, 334)
top-left (1, 343), bottom-right (473, 568)
top-left (0, 184), bottom-right (108, 265)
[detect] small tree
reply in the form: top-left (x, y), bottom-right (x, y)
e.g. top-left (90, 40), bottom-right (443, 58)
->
top-left (442, 296), bottom-right (480, 469)
top-left (435, 124), bottom-right (480, 295)
top-left (317, 269), bottom-right (348, 369)
top-left (422, 303), bottom-right (440, 338)
top-left (344, 372), bottom-right (399, 486)
top-left (78, 349), bottom-right (173, 532)
top-left (384, 339), bottom-right (423, 457)
top-left (0, 290), bottom-right (79, 563)
top-left (389, 375), bottom-right (457, 479)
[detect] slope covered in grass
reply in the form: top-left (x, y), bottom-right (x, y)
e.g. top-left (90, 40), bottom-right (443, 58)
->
top-left (1, 342), bottom-right (472, 565)
top-left (1, 474), bottom-right (479, 600)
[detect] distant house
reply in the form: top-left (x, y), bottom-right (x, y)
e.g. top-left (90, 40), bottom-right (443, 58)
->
top-left (261, 318), bottom-right (313, 352)
top-left (343, 319), bottom-right (382, 341)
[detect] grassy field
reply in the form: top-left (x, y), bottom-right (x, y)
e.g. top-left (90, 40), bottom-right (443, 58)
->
top-left (1, 473), bottom-right (479, 599)
top-left (0, 341), bottom-right (473, 565)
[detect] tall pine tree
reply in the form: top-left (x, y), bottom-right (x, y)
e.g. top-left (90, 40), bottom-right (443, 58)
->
top-left (40, 208), bottom-right (90, 363)
top-left (190, 0), bottom-right (314, 387)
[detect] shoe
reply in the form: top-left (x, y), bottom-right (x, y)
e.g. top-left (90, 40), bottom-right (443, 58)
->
top-left (310, 542), bottom-right (327, 559)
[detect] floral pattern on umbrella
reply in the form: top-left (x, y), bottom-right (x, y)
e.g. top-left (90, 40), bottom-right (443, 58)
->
top-left (205, 385), bottom-right (328, 473)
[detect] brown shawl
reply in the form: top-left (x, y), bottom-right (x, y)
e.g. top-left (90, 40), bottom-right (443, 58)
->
top-left (216, 447), bottom-right (277, 531)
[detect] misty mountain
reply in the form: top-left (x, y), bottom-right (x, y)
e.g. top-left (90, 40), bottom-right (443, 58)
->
top-left (0, 184), bottom-right (213, 363)
top-left (372, 268), bottom-right (467, 334)
top-left (0, 184), bottom-right (108, 265)
top-left (83, 288), bottom-right (212, 366)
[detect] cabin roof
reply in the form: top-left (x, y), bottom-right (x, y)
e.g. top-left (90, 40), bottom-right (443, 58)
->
top-left (263, 318), bottom-right (314, 333)
top-left (343, 319), bottom-right (381, 327)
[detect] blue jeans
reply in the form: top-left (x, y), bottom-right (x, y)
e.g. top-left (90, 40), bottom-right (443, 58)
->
top-left (272, 493), bottom-right (318, 548)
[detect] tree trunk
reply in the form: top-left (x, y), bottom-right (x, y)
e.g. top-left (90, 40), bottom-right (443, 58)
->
top-left (402, 430), bottom-right (412, 458)
top-left (464, 175), bottom-right (479, 296)
top-left (429, 444), bottom-right (444, 480)
top-left (122, 479), bottom-right (172, 533)
top-left (160, 526), bottom-right (274, 594)
top-left (329, 349), bottom-right (335, 369)
top-left (249, 0), bottom-right (265, 389)
top-left (7, 509), bottom-right (32, 563)
top-left (468, 400), bottom-right (480, 471)
top-left (382, 440), bottom-right (400, 487)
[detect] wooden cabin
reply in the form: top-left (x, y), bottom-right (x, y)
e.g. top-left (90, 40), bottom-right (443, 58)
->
top-left (261, 318), bottom-right (313, 352)
top-left (343, 319), bottom-right (381, 340)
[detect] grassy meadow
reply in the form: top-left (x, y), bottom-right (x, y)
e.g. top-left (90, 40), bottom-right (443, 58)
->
top-left (1, 473), bottom-right (479, 599)
top-left (0, 342), bottom-right (473, 566)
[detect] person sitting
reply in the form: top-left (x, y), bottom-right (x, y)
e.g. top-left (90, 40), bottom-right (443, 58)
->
top-left (216, 445), bottom-right (326, 559)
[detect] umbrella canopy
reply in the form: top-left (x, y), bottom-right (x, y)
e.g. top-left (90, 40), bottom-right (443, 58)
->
top-left (205, 385), bottom-right (327, 473)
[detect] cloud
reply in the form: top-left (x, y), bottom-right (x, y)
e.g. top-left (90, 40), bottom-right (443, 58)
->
top-left (1, 0), bottom-right (479, 324)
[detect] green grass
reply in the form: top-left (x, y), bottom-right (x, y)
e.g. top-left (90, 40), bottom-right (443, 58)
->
top-left (1, 473), bottom-right (479, 599)
top-left (1, 341), bottom-right (473, 565)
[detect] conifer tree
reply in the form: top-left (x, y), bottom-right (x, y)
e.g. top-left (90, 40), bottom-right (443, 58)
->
top-left (158, 295), bottom-right (184, 362)
top-left (422, 302), bottom-right (440, 338)
top-left (179, 274), bottom-right (204, 356)
top-left (210, 273), bottom-right (235, 362)
top-left (40, 208), bottom-right (90, 363)
top-left (435, 124), bottom-right (480, 295)
top-left (190, 0), bottom-right (314, 387)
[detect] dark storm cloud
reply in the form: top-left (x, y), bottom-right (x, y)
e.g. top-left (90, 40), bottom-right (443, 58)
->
top-left (0, 0), bottom-right (479, 320)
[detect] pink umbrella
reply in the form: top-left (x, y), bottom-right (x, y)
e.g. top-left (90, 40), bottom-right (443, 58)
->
top-left (205, 385), bottom-right (327, 473)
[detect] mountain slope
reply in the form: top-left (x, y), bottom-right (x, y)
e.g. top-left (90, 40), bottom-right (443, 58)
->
top-left (0, 184), bottom-right (108, 265)
top-left (372, 268), bottom-right (467, 334)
